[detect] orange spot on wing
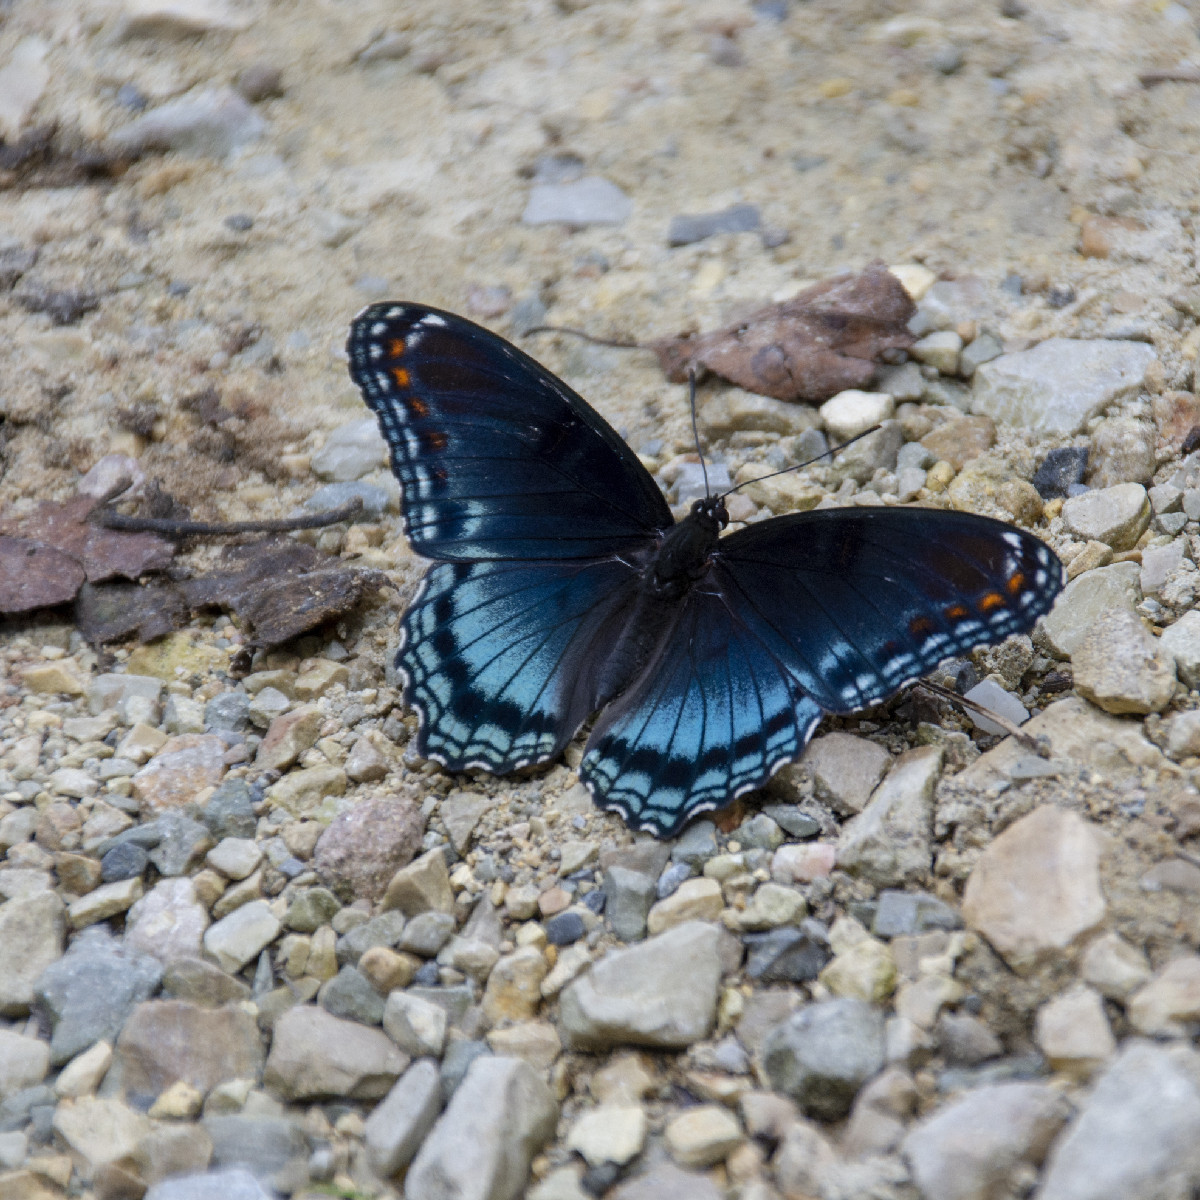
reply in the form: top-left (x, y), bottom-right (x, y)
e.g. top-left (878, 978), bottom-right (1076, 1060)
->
top-left (1007, 571), bottom-right (1026, 594)
top-left (388, 338), bottom-right (406, 357)
top-left (979, 592), bottom-right (1006, 612)
top-left (909, 615), bottom-right (934, 636)
top-left (408, 396), bottom-right (429, 417)
top-left (424, 430), bottom-right (448, 450)
top-left (945, 604), bottom-right (969, 621)
top-left (391, 367), bottom-right (410, 387)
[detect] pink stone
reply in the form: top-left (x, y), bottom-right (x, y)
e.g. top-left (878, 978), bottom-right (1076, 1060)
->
top-left (771, 842), bottom-right (837, 883)
top-left (132, 735), bottom-right (226, 814)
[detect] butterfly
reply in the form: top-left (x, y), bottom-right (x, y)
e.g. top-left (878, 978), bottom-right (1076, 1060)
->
top-left (347, 303), bottom-right (1064, 838)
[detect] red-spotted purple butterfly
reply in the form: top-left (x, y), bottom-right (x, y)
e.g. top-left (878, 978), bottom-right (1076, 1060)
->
top-left (347, 303), bottom-right (1063, 837)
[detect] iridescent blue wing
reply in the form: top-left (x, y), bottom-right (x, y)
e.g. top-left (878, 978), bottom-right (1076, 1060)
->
top-left (581, 587), bottom-right (825, 837)
top-left (346, 303), bottom-right (672, 560)
top-left (712, 507), bottom-right (1063, 714)
top-left (581, 508), bottom-right (1062, 836)
top-left (400, 555), bottom-right (643, 772)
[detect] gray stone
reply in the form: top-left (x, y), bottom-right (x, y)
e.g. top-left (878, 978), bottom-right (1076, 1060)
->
top-left (1038, 1042), bottom-right (1200, 1200)
top-left (204, 693), bottom-right (251, 734)
top-left (407, 1056), bottom-right (558, 1200)
top-left (318, 966), bottom-right (385, 1025)
top-left (837, 745), bottom-right (942, 886)
top-left (440, 1039), bottom-right (492, 1100)
top-left (34, 928), bottom-right (163, 1063)
top-left (1140, 538), bottom-right (1188, 596)
top-left (311, 418), bottom-right (389, 482)
top-left (101, 841), bottom-right (150, 882)
top-left (1072, 608), bottom-right (1176, 715)
top-left (830, 420), bottom-right (902, 483)
top-left (398, 911), bottom-right (455, 957)
top-left (0, 890), bottom-right (65, 1016)
top-left (264, 1005), bottom-right (408, 1101)
top-left (971, 338), bottom-right (1157, 435)
top-left (962, 679), bottom-right (1029, 735)
top-left (1161, 611), bottom-right (1200, 688)
top-left (202, 780), bottom-right (257, 840)
top-left (305, 479), bottom-right (393, 520)
top-left (89, 673), bottom-right (164, 724)
top-left (761, 998), bottom-right (887, 1120)
top-left (441, 790), bottom-right (493, 854)
top-left (145, 1168), bottom-right (271, 1200)
top-left (110, 86), bottom-right (265, 157)
top-left (670, 821), bottom-right (717, 866)
top-left (284, 886), bottom-right (340, 932)
top-left (608, 1162), bottom-right (724, 1200)
top-left (1041, 562), bottom-right (1141, 659)
top-left (667, 202), bottom-right (759, 246)
top-left (204, 1115), bottom-right (309, 1188)
top-left (382, 847), bottom-right (453, 916)
top-left (903, 1082), bottom-right (1068, 1200)
top-left (340, 910), bottom-right (408, 963)
top-left (960, 332), bottom-right (1003, 376)
top-left (560, 921), bottom-right (722, 1050)
top-left (656, 862), bottom-right (693, 899)
top-left (1062, 484), bottom-right (1152, 551)
top-left (522, 176), bottom-right (632, 226)
top-left (804, 731), bottom-right (891, 815)
top-left (744, 921), bottom-right (831, 983)
top-left (162, 957), bottom-right (252, 1008)
top-left (382, 990), bottom-right (447, 1057)
top-left (604, 867), bottom-right (655, 941)
top-left (364, 1058), bottom-right (442, 1177)
top-left (164, 695), bottom-right (206, 735)
top-left (872, 891), bottom-right (962, 939)
top-left (148, 812), bottom-right (212, 877)
top-left (937, 1012), bottom-right (1004, 1066)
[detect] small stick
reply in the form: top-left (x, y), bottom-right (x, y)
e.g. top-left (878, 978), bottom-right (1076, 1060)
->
top-left (523, 324), bottom-right (641, 349)
top-left (1139, 69), bottom-right (1200, 87)
top-left (96, 497), bottom-right (364, 536)
top-left (914, 679), bottom-right (1045, 753)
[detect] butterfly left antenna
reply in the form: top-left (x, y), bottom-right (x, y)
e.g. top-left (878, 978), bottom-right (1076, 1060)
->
top-left (687, 369), bottom-right (711, 499)
top-left (719, 423), bottom-right (883, 501)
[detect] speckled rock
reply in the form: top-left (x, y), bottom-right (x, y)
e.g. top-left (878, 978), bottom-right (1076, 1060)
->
top-left (406, 1056), bottom-right (558, 1200)
top-left (1072, 608), bottom-right (1176, 715)
top-left (803, 731), bottom-right (891, 815)
top-left (1038, 1042), bottom-right (1200, 1200)
top-left (263, 1005), bottom-right (408, 1101)
top-left (560, 922), bottom-right (722, 1050)
top-left (124, 877), bottom-right (210, 962)
top-left (1061, 484), bottom-right (1152, 551)
top-left (1041, 562), bottom-right (1141, 659)
top-left (962, 806), bottom-right (1106, 974)
top-left (1161, 610), bottom-right (1200, 689)
top-left (903, 1082), bottom-right (1069, 1200)
top-left (837, 745), bottom-right (942, 886)
top-left (314, 794), bottom-right (425, 903)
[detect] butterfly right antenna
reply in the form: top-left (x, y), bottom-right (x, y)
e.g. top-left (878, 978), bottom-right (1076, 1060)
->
top-left (720, 423), bottom-right (883, 500)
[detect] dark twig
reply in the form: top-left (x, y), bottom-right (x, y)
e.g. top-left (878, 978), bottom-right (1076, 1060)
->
top-left (915, 679), bottom-right (1045, 753)
top-left (95, 497), bottom-right (364, 536)
top-left (1139, 69), bottom-right (1200, 87)
top-left (523, 324), bottom-right (641, 349)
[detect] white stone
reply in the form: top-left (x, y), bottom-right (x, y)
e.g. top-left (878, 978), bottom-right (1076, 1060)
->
top-left (971, 338), bottom-right (1157, 435)
top-left (819, 390), bottom-right (896, 441)
top-left (364, 1058), bottom-right (441, 1177)
top-left (382, 990), bottom-right (447, 1057)
top-left (566, 1104), bottom-right (647, 1167)
top-left (910, 330), bottom-right (962, 375)
top-left (962, 679), bottom-right (1028, 736)
top-left (1081, 932), bottom-right (1152, 1001)
top-left (206, 838), bottom-right (263, 881)
top-left (1062, 484), bottom-right (1152, 551)
top-left (1034, 986), bottom-right (1115, 1076)
top-left (203, 900), bottom-right (281, 972)
top-left (0, 1028), bottom-right (50, 1100)
top-left (55, 1040), bottom-right (113, 1098)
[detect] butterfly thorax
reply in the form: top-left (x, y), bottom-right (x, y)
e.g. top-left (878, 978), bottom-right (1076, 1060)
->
top-left (592, 496), bottom-right (729, 710)
top-left (649, 495), bottom-right (729, 600)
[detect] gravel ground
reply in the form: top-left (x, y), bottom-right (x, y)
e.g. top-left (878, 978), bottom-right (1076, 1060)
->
top-left (3, 2), bottom-right (1200, 1198)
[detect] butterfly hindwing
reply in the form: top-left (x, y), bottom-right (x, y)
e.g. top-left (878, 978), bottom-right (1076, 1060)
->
top-left (581, 589), bottom-right (824, 837)
top-left (713, 507), bottom-right (1063, 714)
top-left (347, 303), bottom-right (672, 560)
top-left (399, 555), bottom-right (643, 773)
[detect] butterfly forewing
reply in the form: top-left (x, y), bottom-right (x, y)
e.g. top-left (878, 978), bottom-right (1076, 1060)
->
top-left (712, 507), bottom-right (1063, 714)
top-left (347, 303), bottom-right (672, 560)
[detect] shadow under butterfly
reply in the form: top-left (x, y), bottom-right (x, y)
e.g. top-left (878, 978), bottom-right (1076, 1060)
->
top-left (347, 303), bottom-right (1065, 838)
